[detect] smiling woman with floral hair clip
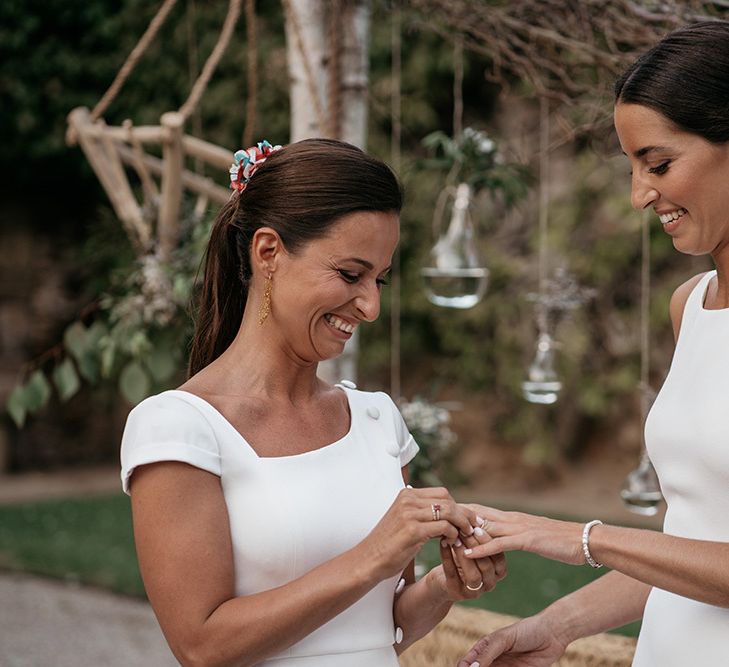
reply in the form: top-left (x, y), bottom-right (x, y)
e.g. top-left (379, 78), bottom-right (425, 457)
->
top-left (119, 137), bottom-right (505, 666)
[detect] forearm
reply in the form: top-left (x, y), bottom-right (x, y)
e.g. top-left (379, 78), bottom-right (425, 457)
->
top-left (393, 569), bottom-right (452, 654)
top-left (541, 570), bottom-right (650, 646)
top-left (175, 544), bottom-right (381, 667)
top-left (589, 525), bottom-right (729, 607)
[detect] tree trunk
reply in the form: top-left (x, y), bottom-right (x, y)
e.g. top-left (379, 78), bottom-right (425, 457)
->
top-left (284, 0), bottom-right (370, 385)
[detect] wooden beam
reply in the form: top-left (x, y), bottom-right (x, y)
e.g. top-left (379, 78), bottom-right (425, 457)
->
top-left (158, 111), bottom-right (184, 261)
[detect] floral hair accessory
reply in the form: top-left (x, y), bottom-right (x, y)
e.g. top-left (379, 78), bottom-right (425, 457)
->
top-left (229, 140), bottom-right (282, 192)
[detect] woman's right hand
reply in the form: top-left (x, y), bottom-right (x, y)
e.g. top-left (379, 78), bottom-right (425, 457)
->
top-left (361, 486), bottom-right (480, 580)
top-left (456, 613), bottom-right (569, 667)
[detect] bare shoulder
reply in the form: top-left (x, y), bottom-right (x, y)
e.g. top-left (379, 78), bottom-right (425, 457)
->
top-left (669, 272), bottom-right (710, 342)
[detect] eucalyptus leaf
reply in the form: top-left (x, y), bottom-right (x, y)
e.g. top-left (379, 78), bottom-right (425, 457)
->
top-left (76, 353), bottom-right (100, 383)
top-left (63, 322), bottom-right (88, 361)
top-left (24, 371), bottom-right (52, 412)
top-left (144, 347), bottom-right (178, 383)
top-left (53, 358), bottom-right (81, 401)
top-left (100, 339), bottom-right (116, 379)
top-left (119, 362), bottom-right (150, 405)
top-left (6, 386), bottom-right (27, 428)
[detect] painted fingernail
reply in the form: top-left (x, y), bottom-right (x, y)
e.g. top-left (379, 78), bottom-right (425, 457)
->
top-left (471, 662), bottom-right (480, 667)
top-left (454, 538), bottom-right (463, 547)
top-left (441, 539), bottom-right (448, 548)
top-left (464, 548), bottom-right (473, 555)
top-left (406, 484), bottom-right (413, 489)
top-left (395, 577), bottom-right (405, 594)
top-left (474, 527), bottom-right (485, 537)
top-left (477, 516), bottom-right (486, 526)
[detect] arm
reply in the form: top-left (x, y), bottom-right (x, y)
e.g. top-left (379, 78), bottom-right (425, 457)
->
top-left (131, 461), bottom-right (480, 667)
top-left (463, 508), bottom-right (729, 608)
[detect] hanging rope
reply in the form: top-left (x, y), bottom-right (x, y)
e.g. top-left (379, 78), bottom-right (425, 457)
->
top-left (537, 96), bottom-right (550, 312)
top-left (453, 35), bottom-right (464, 139)
top-left (639, 209), bottom-right (651, 422)
top-left (90, 0), bottom-right (180, 123)
top-left (178, 0), bottom-right (242, 121)
top-left (242, 0), bottom-right (258, 147)
top-left (327, 0), bottom-right (343, 139)
top-left (390, 6), bottom-right (402, 400)
top-left (281, 0), bottom-right (329, 136)
top-left (186, 0), bottom-right (204, 173)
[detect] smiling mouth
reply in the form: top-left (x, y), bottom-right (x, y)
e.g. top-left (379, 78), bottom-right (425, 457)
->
top-left (324, 313), bottom-right (355, 334)
top-left (658, 208), bottom-right (687, 225)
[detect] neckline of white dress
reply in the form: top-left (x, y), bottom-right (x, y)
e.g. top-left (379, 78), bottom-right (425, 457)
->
top-left (165, 388), bottom-right (355, 460)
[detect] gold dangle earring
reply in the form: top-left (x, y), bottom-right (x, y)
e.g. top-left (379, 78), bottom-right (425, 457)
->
top-left (258, 274), bottom-right (273, 325)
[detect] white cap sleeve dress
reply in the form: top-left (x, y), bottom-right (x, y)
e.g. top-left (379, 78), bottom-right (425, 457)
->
top-left (121, 383), bottom-right (418, 666)
top-left (633, 271), bottom-right (729, 665)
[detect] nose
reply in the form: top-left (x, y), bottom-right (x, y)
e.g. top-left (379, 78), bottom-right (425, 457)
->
top-left (355, 281), bottom-right (381, 322)
top-left (631, 171), bottom-right (659, 211)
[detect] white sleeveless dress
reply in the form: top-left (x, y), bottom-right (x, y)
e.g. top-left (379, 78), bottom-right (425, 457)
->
top-left (120, 384), bottom-right (419, 666)
top-left (634, 271), bottom-right (729, 665)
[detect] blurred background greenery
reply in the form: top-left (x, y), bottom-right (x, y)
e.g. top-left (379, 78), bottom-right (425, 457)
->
top-left (0, 0), bottom-right (713, 640)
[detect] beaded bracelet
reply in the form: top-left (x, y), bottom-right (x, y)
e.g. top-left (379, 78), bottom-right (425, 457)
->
top-left (582, 519), bottom-right (604, 568)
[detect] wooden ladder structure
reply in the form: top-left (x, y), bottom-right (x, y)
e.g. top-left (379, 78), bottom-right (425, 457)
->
top-left (65, 0), bottom-right (242, 261)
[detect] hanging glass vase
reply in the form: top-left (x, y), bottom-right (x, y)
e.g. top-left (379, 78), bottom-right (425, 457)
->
top-left (620, 449), bottom-right (663, 516)
top-left (421, 183), bottom-right (488, 309)
top-left (521, 331), bottom-right (562, 404)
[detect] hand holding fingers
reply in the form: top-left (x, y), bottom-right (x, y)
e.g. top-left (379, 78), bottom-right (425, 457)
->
top-left (363, 487), bottom-right (479, 579)
top-left (457, 526), bottom-right (507, 591)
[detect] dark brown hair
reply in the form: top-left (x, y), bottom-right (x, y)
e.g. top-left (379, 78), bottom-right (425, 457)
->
top-left (187, 138), bottom-right (403, 376)
top-left (615, 20), bottom-right (729, 143)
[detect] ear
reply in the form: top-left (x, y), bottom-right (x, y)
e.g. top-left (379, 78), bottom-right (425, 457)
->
top-left (250, 227), bottom-right (285, 275)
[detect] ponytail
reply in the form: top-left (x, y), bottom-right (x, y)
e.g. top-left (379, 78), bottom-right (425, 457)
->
top-left (187, 198), bottom-right (252, 377)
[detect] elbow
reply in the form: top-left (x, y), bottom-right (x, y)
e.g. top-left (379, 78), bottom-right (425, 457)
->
top-left (172, 636), bottom-right (255, 667)
top-left (172, 636), bottom-right (231, 667)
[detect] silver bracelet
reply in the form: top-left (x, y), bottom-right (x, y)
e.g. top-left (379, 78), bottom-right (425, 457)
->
top-left (582, 519), bottom-right (603, 568)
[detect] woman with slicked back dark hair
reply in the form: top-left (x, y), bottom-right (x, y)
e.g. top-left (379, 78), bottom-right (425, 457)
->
top-left (457, 21), bottom-right (729, 667)
top-left (120, 138), bottom-right (503, 666)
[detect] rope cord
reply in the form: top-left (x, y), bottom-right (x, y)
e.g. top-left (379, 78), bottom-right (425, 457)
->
top-left (242, 0), bottom-right (258, 147)
top-left (327, 0), bottom-right (343, 139)
top-left (281, 0), bottom-right (329, 136)
top-left (537, 95), bottom-right (550, 323)
top-left (178, 0), bottom-right (242, 121)
top-left (640, 209), bottom-right (651, 422)
top-left (453, 35), bottom-right (464, 139)
top-left (90, 0), bottom-right (180, 122)
top-left (186, 0), bottom-right (204, 172)
top-left (390, 6), bottom-right (402, 400)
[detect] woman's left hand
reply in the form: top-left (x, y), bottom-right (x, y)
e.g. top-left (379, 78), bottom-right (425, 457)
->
top-left (459, 504), bottom-right (587, 565)
top-left (429, 522), bottom-right (508, 601)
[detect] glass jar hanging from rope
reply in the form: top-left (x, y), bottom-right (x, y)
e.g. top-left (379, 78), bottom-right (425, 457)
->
top-left (521, 267), bottom-right (595, 404)
top-left (621, 211), bottom-right (663, 515)
top-left (421, 182), bottom-right (488, 309)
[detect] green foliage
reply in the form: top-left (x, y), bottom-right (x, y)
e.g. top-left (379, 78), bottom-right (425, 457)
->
top-left (6, 205), bottom-right (212, 426)
top-left (422, 127), bottom-right (531, 204)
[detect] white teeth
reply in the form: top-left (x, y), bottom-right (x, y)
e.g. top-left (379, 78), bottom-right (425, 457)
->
top-left (659, 208), bottom-right (686, 225)
top-left (325, 314), bottom-right (355, 334)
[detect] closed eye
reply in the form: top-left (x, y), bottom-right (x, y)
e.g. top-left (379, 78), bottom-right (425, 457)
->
top-left (337, 269), bottom-right (359, 284)
top-left (648, 160), bottom-right (671, 175)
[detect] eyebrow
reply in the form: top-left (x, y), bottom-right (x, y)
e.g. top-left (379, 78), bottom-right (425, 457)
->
top-left (346, 257), bottom-right (392, 274)
top-left (633, 145), bottom-right (670, 158)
